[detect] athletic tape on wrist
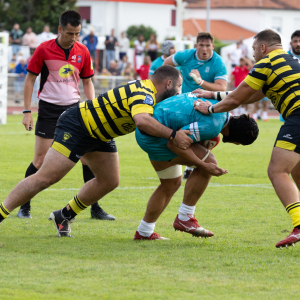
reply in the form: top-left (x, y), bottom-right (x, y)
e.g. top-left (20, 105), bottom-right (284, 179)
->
top-left (214, 91), bottom-right (231, 101)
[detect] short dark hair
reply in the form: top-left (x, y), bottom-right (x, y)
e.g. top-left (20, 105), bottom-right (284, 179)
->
top-left (197, 32), bottom-right (214, 43)
top-left (291, 30), bottom-right (300, 40)
top-left (254, 29), bottom-right (281, 47)
top-left (152, 65), bottom-right (181, 84)
top-left (59, 10), bottom-right (82, 29)
top-left (224, 114), bottom-right (259, 145)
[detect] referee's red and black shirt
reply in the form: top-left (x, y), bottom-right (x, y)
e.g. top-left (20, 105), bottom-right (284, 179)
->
top-left (27, 39), bottom-right (94, 106)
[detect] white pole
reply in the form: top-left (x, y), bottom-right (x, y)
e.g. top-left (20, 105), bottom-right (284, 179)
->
top-left (176, 0), bottom-right (183, 40)
top-left (206, 0), bottom-right (210, 32)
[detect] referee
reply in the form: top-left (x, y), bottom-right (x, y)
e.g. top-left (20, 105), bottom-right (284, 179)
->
top-left (19, 10), bottom-right (115, 220)
top-left (194, 29), bottom-right (300, 249)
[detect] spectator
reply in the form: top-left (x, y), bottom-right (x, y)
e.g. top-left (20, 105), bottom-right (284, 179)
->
top-left (121, 62), bottom-right (134, 78)
top-left (38, 25), bottom-right (55, 44)
top-left (238, 37), bottom-right (248, 57)
top-left (134, 34), bottom-right (145, 71)
top-left (252, 97), bottom-right (270, 122)
top-left (137, 55), bottom-right (151, 80)
top-left (107, 60), bottom-right (120, 76)
top-left (104, 29), bottom-right (118, 68)
top-left (228, 42), bottom-right (242, 68)
top-left (149, 40), bottom-right (175, 76)
top-left (22, 27), bottom-right (38, 55)
top-left (145, 33), bottom-right (159, 62)
top-left (9, 24), bottom-right (23, 55)
top-left (9, 54), bottom-right (17, 73)
top-left (118, 54), bottom-right (128, 73)
top-left (119, 32), bottom-right (130, 60)
top-left (14, 58), bottom-right (27, 104)
top-left (82, 30), bottom-right (98, 60)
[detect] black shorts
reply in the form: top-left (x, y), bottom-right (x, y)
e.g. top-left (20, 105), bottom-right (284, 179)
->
top-left (35, 100), bottom-right (78, 139)
top-left (52, 106), bottom-right (117, 163)
top-left (275, 109), bottom-right (300, 154)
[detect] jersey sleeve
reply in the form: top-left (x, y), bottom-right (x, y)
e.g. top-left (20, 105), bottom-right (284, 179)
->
top-left (149, 61), bottom-right (156, 75)
top-left (26, 44), bottom-right (44, 75)
top-left (214, 57), bottom-right (228, 82)
top-left (80, 47), bottom-right (94, 79)
top-left (244, 61), bottom-right (270, 91)
top-left (130, 93), bottom-right (155, 117)
top-left (172, 50), bottom-right (187, 66)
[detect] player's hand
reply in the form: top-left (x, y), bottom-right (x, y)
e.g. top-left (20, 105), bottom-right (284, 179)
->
top-left (191, 89), bottom-right (213, 99)
top-left (189, 69), bottom-right (202, 85)
top-left (173, 129), bottom-right (193, 150)
top-left (22, 113), bottom-right (34, 131)
top-left (204, 163), bottom-right (228, 177)
top-left (193, 100), bottom-right (212, 114)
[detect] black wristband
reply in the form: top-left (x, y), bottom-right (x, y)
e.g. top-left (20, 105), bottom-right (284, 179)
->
top-left (169, 129), bottom-right (177, 141)
top-left (23, 110), bottom-right (31, 113)
top-left (208, 105), bottom-right (215, 114)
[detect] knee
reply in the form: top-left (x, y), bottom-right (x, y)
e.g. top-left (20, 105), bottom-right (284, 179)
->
top-left (33, 155), bottom-right (46, 169)
top-left (206, 152), bottom-right (217, 165)
top-left (35, 174), bottom-right (60, 189)
top-left (268, 163), bottom-right (276, 182)
top-left (98, 176), bottom-right (120, 192)
top-left (161, 177), bottom-right (182, 195)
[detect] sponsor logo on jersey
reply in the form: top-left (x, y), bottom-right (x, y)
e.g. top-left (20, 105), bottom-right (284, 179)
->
top-left (122, 123), bottom-right (135, 133)
top-left (205, 66), bottom-right (210, 73)
top-left (63, 132), bottom-right (72, 142)
top-left (249, 68), bottom-right (256, 74)
top-left (144, 94), bottom-right (154, 106)
top-left (71, 55), bottom-right (76, 62)
top-left (283, 134), bottom-right (293, 139)
top-left (59, 64), bottom-right (75, 78)
top-left (77, 55), bottom-right (81, 63)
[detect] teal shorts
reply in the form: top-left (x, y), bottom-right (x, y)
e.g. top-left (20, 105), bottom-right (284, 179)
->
top-left (260, 97), bottom-right (269, 102)
top-left (135, 129), bottom-right (178, 162)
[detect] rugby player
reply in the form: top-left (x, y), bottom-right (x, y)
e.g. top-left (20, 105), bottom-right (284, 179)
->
top-left (193, 29), bottom-right (300, 249)
top-left (288, 30), bottom-right (300, 60)
top-left (163, 32), bottom-right (228, 179)
top-left (133, 92), bottom-right (258, 240)
top-left (0, 66), bottom-right (193, 237)
top-left (19, 10), bottom-right (114, 221)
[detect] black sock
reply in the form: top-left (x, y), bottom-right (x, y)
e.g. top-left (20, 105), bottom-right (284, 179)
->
top-left (21, 162), bottom-right (38, 210)
top-left (62, 205), bottom-right (77, 220)
top-left (82, 165), bottom-right (100, 210)
top-left (0, 214), bottom-right (4, 223)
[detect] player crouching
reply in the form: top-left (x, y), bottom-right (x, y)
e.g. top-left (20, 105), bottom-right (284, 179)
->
top-left (133, 92), bottom-right (259, 240)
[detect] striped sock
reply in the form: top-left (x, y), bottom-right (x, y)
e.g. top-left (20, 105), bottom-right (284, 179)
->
top-left (62, 195), bottom-right (88, 220)
top-left (286, 202), bottom-right (300, 228)
top-left (0, 202), bottom-right (10, 222)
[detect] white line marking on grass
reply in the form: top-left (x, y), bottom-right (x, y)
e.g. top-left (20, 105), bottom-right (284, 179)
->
top-left (0, 183), bottom-right (273, 193)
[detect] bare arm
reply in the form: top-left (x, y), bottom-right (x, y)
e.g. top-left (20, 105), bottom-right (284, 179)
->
top-left (194, 81), bottom-right (258, 114)
top-left (133, 113), bottom-right (192, 150)
top-left (167, 141), bottom-right (228, 177)
top-left (163, 56), bottom-right (175, 67)
top-left (22, 72), bottom-right (37, 131)
top-left (82, 78), bottom-right (95, 100)
top-left (201, 79), bottom-right (227, 92)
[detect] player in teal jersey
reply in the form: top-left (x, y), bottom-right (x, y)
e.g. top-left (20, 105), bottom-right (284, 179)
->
top-left (148, 40), bottom-right (179, 76)
top-left (164, 32), bottom-right (228, 179)
top-left (288, 30), bottom-right (300, 60)
top-left (134, 92), bottom-right (259, 240)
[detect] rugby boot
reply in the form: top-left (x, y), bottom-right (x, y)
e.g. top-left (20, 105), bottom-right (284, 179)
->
top-left (173, 214), bottom-right (214, 238)
top-left (48, 209), bottom-right (73, 237)
top-left (133, 231), bottom-right (169, 240)
top-left (91, 206), bottom-right (115, 220)
top-left (17, 207), bottom-right (32, 219)
top-left (276, 227), bottom-right (300, 249)
top-left (183, 169), bottom-right (193, 180)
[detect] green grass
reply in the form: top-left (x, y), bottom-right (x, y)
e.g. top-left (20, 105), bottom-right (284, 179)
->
top-left (0, 115), bottom-right (298, 299)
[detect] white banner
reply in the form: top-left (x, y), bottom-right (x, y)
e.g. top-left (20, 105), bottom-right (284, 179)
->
top-left (0, 32), bottom-right (8, 125)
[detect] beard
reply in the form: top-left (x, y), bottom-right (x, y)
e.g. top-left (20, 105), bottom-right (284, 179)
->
top-left (292, 46), bottom-right (300, 55)
top-left (161, 87), bottom-right (177, 101)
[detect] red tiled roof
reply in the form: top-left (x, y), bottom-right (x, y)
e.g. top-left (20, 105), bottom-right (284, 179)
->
top-left (183, 19), bottom-right (257, 41)
top-left (186, 0), bottom-right (300, 10)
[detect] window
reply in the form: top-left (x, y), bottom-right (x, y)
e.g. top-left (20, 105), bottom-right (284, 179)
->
top-left (171, 9), bottom-right (176, 26)
top-left (272, 17), bottom-right (282, 33)
top-left (78, 6), bottom-right (91, 23)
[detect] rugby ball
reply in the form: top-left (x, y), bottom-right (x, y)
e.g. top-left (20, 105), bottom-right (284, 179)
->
top-left (202, 134), bottom-right (221, 150)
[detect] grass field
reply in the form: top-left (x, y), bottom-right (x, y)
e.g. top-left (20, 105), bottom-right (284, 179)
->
top-left (0, 114), bottom-right (299, 299)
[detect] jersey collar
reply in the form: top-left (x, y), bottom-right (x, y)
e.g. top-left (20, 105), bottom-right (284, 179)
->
top-left (195, 50), bottom-right (214, 63)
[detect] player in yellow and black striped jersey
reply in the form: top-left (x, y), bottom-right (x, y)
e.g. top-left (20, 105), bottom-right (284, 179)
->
top-left (79, 79), bottom-right (157, 141)
top-left (192, 29), bottom-right (300, 249)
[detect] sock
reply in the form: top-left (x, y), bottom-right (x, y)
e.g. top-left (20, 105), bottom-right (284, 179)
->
top-left (262, 111), bottom-right (268, 120)
top-left (252, 113), bottom-right (257, 120)
top-left (185, 166), bottom-right (194, 172)
top-left (0, 202), bottom-right (10, 223)
top-left (21, 162), bottom-right (38, 210)
top-left (286, 202), bottom-right (300, 228)
top-left (82, 165), bottom-right (100, 211)
top-left (62, 195), bottom-right (88, 220)
top-left (138, 219), bottom-right (156, 237)
top-left (257, 109), bottom-right (261, 117)
top-left (178, 202), bottom-right (195, 221)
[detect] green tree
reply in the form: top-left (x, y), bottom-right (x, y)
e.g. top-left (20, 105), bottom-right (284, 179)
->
top-left (126, 25), bottom-right (156, 43)
top-left (0, 0), bottom-right (76, 33)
